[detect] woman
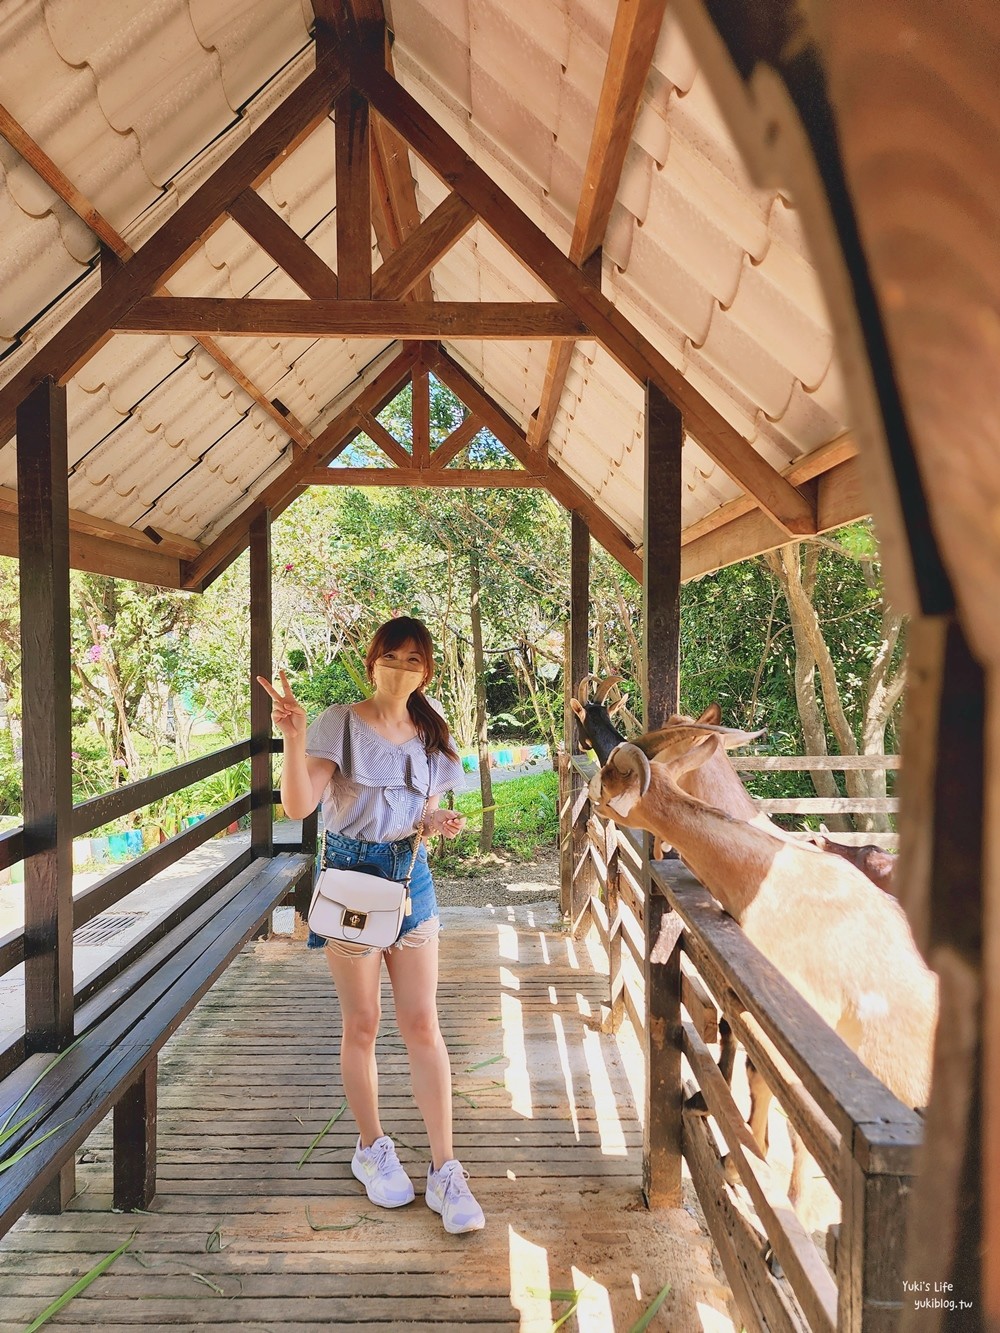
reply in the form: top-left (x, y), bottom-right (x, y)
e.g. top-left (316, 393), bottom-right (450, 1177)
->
top-left (258, 617), bottom-right (485, 1235)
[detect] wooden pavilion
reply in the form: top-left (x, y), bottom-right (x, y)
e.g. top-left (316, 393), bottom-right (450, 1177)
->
top-left (0, 2), bottom-right (995, 1330)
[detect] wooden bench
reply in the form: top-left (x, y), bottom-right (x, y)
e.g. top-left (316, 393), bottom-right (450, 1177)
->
top-left (0, 851), bottom-right (311, 1239)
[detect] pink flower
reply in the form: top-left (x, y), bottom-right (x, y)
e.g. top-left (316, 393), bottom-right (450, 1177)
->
top-left (86, 643), bottom-right (103, 663)
top-left (97, 623), bottom-right (111, 639)
top-left (113, 758), bottom-right (128, 768)
top-left (71, 751), bottom-right (81, 760)
top-left (283, 563), bottom-right (294, 573)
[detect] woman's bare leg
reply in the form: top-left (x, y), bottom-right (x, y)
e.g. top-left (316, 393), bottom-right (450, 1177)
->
top-left (385, 935), bottom-right (453, 1169)
top-left (324, 947), bottom-right (385, 1146)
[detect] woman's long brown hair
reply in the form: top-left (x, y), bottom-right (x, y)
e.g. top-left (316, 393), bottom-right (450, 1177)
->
top-left (365, 617), bottom-right (458, 759)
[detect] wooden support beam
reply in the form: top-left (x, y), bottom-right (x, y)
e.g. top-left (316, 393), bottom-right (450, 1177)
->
top-left (17, 378), bottom-right (75, 1058)
top-left (335, 87), bottom-right (372, 300)
top-left (528, 0), bottom-right (667, 451)
top-left (358, 411), bottom-right (412, 468)
top-left (428, 348), bottom-right (642, 579)
top-left (115, 299), bottom-right (589, 340)
top-left (411, 369), bottom-right (430, 467)
top-left (181, 344), bottom-right (421, 590)
top-left (681, 455), bottom-right (867, 581)
top-left (0, 101), bottom-right (131, 260)
top-left (0, 51), bottom-right (349, 443)
top-left (249, 513), bottom-right (274, 860)
top-left (113, 1062), bottom-right (157, 1212)
top-left (642, 379), bottom-right (683, 1210)
top-left (304, 467), bottom-right (544, 487)
top-left (228, 188), bottom-right (339, 299)
top-left (644, 379), bottom-right (682, 725)
top-left (356, 12), bottom-right (434, 302)
top-left (371, 192), bottom-right (476, 301)
top-left (429, 410), bottom-right (481, 469)
top-left (188, 333), bottom-right (313, 450)
top-left (564, 513), bottom-right (598, 925)
top-left (16, 377), bottom-right (78, 1214)
top-left (528, 340), bottom-right (575, 453)
top-left (576, 0), bottom-right (668, 265)
top-left (0, 486), bottom-right (200, 561)
top-left (0, 101), bottom-right (314, 453)
top-left (351, 53), bottom-right (817, 537)
top-left (0, 512), bottom-right (182, 588)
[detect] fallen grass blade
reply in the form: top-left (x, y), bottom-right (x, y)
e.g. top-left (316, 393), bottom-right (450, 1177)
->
top-left (628, 1283), bottom-right (671, 1332)
top-left (305, 1206), bottom-right (388, 1232)
top-left (0, 1122), bottom-right (67, 1175)
top-left (526, 1284), bottom-right (588, 1333)
top-left (206, 1221), bottom-right (226, 1253)
top-left (24, 1231), bottom-right (135, 1332)
top-left (297, 1100), bottom-right (348, 1169)
top-left (0, 1037), bottom-right (82, 1141)
top-left (189, 1271), bottom-right (225, 1295)
top-left (464, 1054), bottom-right (504, 1071)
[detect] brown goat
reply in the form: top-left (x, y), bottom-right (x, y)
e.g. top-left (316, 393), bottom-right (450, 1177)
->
top-left (591, 733), bottom-right (937, 1112)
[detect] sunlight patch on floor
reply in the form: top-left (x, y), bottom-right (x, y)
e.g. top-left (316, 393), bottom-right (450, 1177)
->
top-left (508, 1226), bottom-right (553, 1330)
top-left (501, 989), bottom-right (532, 1118)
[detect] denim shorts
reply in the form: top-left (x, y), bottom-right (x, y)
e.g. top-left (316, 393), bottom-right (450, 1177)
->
top-left (306, 829), bottom-right (440, 951)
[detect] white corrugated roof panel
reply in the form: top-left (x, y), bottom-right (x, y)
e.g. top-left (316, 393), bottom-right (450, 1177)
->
top-left (0, 1), bottom-right (852, 570)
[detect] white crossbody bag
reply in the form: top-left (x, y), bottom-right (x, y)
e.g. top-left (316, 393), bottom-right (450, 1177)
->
top-left (307, 802), bottom-right (428, 950)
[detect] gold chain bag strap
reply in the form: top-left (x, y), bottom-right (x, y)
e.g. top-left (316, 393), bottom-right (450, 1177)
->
top-left (307, 799), bottom-right (429, 950)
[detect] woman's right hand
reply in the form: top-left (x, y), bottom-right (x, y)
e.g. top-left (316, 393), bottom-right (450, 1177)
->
top-left (256, 669), bottom-right (307, 743)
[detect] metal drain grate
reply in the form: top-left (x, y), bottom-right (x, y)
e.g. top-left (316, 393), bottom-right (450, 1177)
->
top-left (75, 913), bottom-right (146, 946)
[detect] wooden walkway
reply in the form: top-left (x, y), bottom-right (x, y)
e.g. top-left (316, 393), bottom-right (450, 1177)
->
top-left (0, 903), bottom-right (734, 1331)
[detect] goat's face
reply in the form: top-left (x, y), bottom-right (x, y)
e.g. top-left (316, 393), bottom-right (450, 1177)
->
top-left (589, 743), bottom-right (651, 822)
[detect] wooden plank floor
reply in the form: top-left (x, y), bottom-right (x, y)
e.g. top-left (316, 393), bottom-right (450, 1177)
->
top-left (0, 902), bottom-right (734, 1332)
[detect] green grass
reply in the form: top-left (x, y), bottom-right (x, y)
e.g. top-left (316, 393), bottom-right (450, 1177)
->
top-left (434, 769), bottom-right (557, 871)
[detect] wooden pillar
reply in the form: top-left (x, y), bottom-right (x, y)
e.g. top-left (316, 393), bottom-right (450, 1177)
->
top-left (17, 376), bottom-right (76, 1211)
top-left (641, 379), bottom-right (683, 1207)
top-left (642, 380), bottom-right (682, 723)
top-left (561, 512), bottom-right (597, 929)
top-left (113, 1061), bottom-right (157, 1211)
top-left (250, 512), bottom-right (273, 861)
top-left (898, 617), bottom-right (984, 1330)
top-left (335, 87), bottom-right (371, 299)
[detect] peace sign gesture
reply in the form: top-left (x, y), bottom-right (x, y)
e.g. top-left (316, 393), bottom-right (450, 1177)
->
top-left (256, 669), bottom-right (308, 743)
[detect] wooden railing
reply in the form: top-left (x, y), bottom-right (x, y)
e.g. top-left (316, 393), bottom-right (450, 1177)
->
top-left (0, 738), bottom-right (319, 1080)
top-left (732, 754), bottom-right (899, 848)
top-left (562, 754), bottom-right (919, 1333)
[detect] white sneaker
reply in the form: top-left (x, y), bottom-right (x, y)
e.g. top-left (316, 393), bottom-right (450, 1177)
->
top-left (351, 1136), bottom-right (415, 1208)
top-left (425, 1159), bottom-right (486, 1234)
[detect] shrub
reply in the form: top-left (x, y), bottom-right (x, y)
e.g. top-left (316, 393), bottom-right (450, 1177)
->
top-left (434, 769), bottom-right (558, 870)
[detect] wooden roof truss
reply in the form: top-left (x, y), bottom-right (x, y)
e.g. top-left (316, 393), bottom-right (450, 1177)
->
top-left (0, 2), bottom-right (826, 593)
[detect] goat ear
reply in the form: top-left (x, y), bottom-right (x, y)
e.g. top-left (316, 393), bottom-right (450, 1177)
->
top-left (569, 698), bottom-right (586, 722)
top-left (698, 703), bottom-right (722, 725)
top-left (717, 725), bottom-right (766, 751)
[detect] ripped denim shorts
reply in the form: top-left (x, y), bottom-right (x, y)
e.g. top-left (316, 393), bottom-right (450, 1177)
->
top-left (307, 829), bottom-right (440, 958)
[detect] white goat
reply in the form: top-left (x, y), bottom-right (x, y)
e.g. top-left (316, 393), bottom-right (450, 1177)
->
top-left (590, 731), bottom-right (937, 1112)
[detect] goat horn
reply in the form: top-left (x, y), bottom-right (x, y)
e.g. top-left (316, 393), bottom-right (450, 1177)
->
top-left (593, 673), bottom-right (622, 704)
top-left (575, 673), bottom-right (601, 702)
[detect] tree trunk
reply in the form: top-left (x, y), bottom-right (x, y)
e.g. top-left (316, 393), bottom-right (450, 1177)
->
top-left (766, 543), bottom-right (906, 835)
top-left (469, 549), bottom-right (495, 853)
top-left (766, 548), bottom-right (851, 831)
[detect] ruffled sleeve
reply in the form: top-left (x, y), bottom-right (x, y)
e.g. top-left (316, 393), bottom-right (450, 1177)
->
top-left (305, 705), bottom-right (351, 769)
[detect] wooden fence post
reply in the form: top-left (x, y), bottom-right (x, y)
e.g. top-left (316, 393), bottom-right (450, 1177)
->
top-left (563, 511), bottom-right (597, 931)
top-left (17, 377), bottom-right (75, 1212)
top-left (250, 512), bottom-right (273, 862)
top-left (641, 379), bottom-right (683, 1206)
